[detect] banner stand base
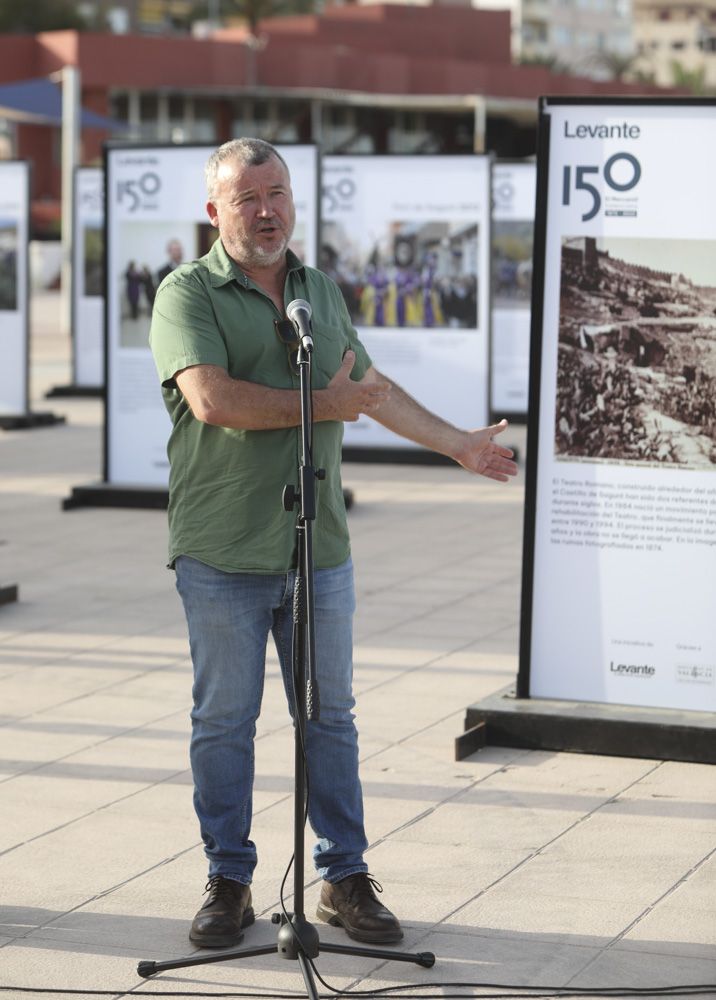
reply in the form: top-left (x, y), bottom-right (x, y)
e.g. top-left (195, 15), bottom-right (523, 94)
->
top-left (62, 483), bottom-right (356, 512)
top-left (45, 385), bottom-right (104, 399)
top-left (0, 583), bottom-right (19, 607)
top-left (63, 483), bottom-right (169, 511)
top-left (459, 683), bottom-right (715, 765)
top-left (0, 412), bottom-right (66, 431)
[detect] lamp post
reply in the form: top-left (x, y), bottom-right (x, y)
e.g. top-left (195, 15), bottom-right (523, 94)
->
top-left (60, 65), bottom-right (80, 340)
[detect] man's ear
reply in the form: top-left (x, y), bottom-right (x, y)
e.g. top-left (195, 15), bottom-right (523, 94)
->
top-left (206, 201), bottom-right (219, 228)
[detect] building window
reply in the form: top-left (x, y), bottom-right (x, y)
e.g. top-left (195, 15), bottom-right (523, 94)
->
top-left (111, 92), bottom-right (129, 124)
top-left (167, 94), bottom-right (186, 141)
top-left (388, 111), bottom-right (439, 154)
top-left (274, 100), bottom-right (301, 143)
top-left (139, 92), bottom-right (159, 139)
top-left (192, 98), bottom-right (217, 142)
top-left (0, 118), bottom-right (14, 159)
top-left (552, 25), bottom-right (573, 46)
top-left (229, 98), bottom-right (302, 143)
top-left (322, 105), bottom-right (373, 154)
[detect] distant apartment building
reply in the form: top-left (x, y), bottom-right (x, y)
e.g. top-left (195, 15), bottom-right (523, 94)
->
top-left (511, 0), bottom-right (634, 77)
top-left (76, 0), bottom-right (195, 34)
top-left (346, 0), bottom-right (633, 75)
top-left (633, 0), bottom-right (716, 87)
top-left (254, 0), bottom-right (637, 77)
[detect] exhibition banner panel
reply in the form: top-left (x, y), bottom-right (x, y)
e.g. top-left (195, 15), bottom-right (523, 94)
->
top-left (105, 143), bottom-right (318, 486)
top-left (491, 161), bottom-right (536, 417)
top-left (73, 167), bottom-right (104, 388)
top-left (0, 161), bottom-right (30, 416)
top-left (521, 98), bottom-right (716, 713)
top-left (322, 155), bottom-right (491, 448)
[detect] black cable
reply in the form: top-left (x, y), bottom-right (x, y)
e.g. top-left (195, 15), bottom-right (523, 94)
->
top-left (0, 992), bottom-right (305, 999)
top-left (310, 978), bottom-right (716, 996)
top-left (304, 957), bottom-right (714, 999)
top-left (1, 983), bottom-right (714, 998)
top-left (309, 985), bottom-right (715, 998)
top-left (276, 607), bottom-right (312, 937)
top-left (308, 355), bottom-right (314, 464)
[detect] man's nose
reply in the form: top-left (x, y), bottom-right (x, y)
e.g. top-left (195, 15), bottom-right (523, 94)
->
top-left (256, 196), bottom-right (272, 216)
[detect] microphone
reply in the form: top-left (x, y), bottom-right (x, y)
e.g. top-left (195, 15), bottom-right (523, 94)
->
top-left (286, 298), bottom-right (314, 353)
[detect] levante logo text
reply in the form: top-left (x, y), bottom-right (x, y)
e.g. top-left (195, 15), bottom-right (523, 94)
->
top-left (610, 661), bottom-right (655, 677)
top-left (564, 121), bottom-right (641, 139)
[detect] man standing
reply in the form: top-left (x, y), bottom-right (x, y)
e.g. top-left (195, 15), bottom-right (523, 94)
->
top-left (156, 237), bottom-right (185, 285)
top-left (149, 138), bottom-right (517, 951)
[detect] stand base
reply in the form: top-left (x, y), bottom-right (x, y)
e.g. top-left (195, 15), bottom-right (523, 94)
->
top-left (0, 583), bottom-right (19, 607)
top-left (460, 683), bottom-right (716, 764)
top-left (137, 913), bottom-right (435, 997)
top-left (0, 411), bottom-right (66, 430)
top-left (63, 483), bottom-right (169, 511)
top-left (63, 483), bottom-right (355, 513)
top-left (45, 384), bottom-right (104, 399)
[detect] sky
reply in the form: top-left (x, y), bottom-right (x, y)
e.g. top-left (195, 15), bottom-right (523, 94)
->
top-left (597, 237), bottom-right (716, 288)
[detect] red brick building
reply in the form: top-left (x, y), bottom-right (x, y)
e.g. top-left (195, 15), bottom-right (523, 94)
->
top-left (0, 4), bottom-right (673, 234)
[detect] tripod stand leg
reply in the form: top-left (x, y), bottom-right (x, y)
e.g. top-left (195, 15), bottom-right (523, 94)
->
top-left (296, 951), bottom-right (320, 1000)
top-left (137, 942), bottom-right (278, 978)
top-left (319, 940), bottom-right (435, 968)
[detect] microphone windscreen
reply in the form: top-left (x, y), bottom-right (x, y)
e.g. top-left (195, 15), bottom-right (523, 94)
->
top-left (286, 298), bottom-right (312, 323)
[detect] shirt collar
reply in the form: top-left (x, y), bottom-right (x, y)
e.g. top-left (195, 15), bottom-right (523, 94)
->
top-left (205, 238), bottom-right (306, 289)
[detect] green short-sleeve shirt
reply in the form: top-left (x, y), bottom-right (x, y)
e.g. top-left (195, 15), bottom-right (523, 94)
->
top-left (149, 240), bottom-right (372, 574)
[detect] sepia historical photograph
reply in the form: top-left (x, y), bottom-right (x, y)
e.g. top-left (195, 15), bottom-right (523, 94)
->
top-left (555, 236), bottom-right (716, 468)
top-left (83, 223), bottom-right (104, 298)
top-left (0, 222), bottom-right (18, 312)
top-left (492, 219), bottom-right (533, 310)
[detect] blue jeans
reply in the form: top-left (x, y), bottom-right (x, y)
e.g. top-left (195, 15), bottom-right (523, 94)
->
top-left (175, 554), bottom-right (369, 885)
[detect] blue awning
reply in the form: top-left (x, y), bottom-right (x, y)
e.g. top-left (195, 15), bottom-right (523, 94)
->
top-left (0, 77), bottom-right (125, 129)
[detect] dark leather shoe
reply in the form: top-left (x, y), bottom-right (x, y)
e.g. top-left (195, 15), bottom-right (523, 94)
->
top-left (316, 873), bottom-right (403, 944)
top-left (189, 876), bottom-right (255, 948)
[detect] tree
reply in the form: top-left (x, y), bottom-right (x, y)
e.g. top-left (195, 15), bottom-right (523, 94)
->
top-left (670, 60), bottom-right (709, 94)
top-left (0, 0), bottom-right (87, 32)
top-left (517, 54), bottom-right (570, 75)
top-left (595, 50), bottom-right (640, 82)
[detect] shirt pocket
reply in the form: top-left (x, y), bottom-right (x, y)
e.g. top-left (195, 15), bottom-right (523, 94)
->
top-left (311, 320), bottom-right (351, 390)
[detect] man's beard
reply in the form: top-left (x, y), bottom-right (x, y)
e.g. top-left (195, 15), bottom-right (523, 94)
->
top-left (226, 216), bottom-right (295, 269)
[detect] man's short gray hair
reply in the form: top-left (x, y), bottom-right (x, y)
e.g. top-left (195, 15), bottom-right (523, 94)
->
top-left (205, 138), bottom-right (289, 200)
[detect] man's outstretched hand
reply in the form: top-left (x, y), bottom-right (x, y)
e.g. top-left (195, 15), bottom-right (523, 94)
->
top-left (452, 419), bottom-right (519, 482)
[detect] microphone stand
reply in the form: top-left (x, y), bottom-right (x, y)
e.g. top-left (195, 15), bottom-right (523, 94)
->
top-left (137, 338), bottom-right (435, 997)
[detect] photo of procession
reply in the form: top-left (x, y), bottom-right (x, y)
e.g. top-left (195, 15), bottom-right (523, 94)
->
top-left (555, 235), bottom-right (716, 469)
top-left (320, 219), bottom-right (479, 330)
top-left (0, 221), bottom-right (18, 312)
top-left (492, 219), bottom-right (533, 310)
top-left (82, 223), bottom-right (104, 298)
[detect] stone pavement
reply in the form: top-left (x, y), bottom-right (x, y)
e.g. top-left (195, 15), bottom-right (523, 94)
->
top-left (0, 293), bottom-right (714, 1000)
